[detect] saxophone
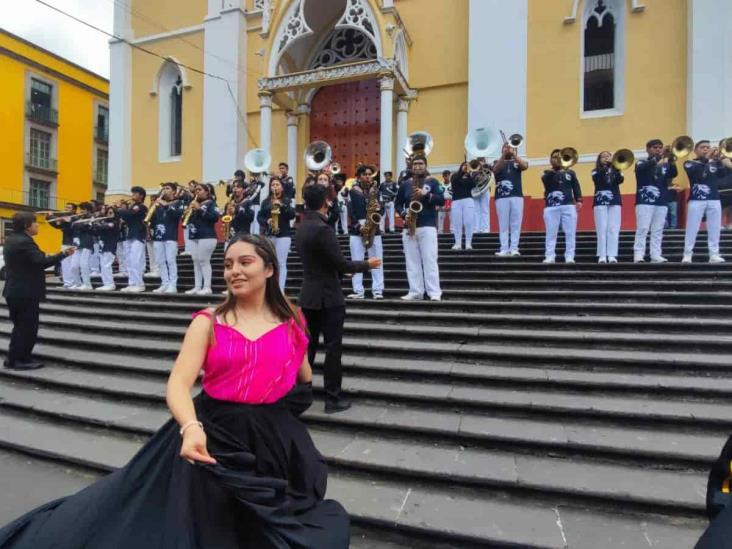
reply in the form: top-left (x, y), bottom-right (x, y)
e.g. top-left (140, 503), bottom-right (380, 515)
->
top-left (360, 182), bottom-right (382, 249)
top-left (404, 177), bottom-right (424, 237)
top-left (270, 192), bottom-right (281, 236)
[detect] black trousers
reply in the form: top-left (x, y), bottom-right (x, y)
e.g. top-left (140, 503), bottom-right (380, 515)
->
top-left (302, 306), bottom-right (346, 403)
top-left (5, 297), bottom-right (40, 364)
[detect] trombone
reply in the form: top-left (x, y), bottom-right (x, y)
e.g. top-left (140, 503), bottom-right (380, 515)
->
top-left (667, 135), bottom-right (694, 161)
top-left (611, 149), bottom-right (635, 171)
top-left (718, 137), bottom-right (732, 159)
top-left (559, 147), bottom-right (579, 169)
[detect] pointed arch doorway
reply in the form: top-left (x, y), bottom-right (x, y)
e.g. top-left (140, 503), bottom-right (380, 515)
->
top-left (309, 78), bottom-right (380, 178)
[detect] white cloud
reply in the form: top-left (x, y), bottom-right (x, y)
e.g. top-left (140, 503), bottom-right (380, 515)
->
top-left (2, 0), bottom-right (114, 77)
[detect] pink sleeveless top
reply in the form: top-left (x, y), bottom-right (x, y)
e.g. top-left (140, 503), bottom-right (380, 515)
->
top-left (193, 309), bottom-right (309, 404)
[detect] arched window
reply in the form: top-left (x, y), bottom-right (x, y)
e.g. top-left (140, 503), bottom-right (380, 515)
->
top-left (583, 0), bottom-right (623, 114)
top-left (158, 61), bottom-right (183, 160)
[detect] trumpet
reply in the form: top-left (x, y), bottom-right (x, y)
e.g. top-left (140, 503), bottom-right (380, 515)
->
top-left (500, 130), bottom-right (524, 155)
top-left (71, 215), bottom-right (114, 226)
top-left (38, 210), bottom-right (75, 218)
top-left (611, 149), bottom-right (635, 171)
top-left (559, 147), bottom-right (579, 169)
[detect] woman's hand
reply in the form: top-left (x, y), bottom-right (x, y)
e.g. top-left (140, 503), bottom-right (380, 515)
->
top-left (180, 426), bottom-right (217, 465)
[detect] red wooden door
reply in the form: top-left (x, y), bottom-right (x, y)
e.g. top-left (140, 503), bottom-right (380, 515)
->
top-left (310, 79), bottom-right (380, 178)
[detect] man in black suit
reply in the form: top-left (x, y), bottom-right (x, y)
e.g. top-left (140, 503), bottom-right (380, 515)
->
top-left (295, 184), bottom-right (381, 413)
top-left (3, 211), bottom-right (75, 370)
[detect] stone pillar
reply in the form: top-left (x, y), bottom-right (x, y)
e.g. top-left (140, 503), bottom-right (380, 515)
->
top-left (296, 103), bottom-right (311, 186)
top-left (379, 77), bottom-right (395, 177)
top-left (108, 0), bottom-right (133, 196)
top-left (259, 91), bottom-right (273, 154)
top-left (286, 111), bottom-right (299, 182)
top-left (395, 96), bottom-right (410, 176)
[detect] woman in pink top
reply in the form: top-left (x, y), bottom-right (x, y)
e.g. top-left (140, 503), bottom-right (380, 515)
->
top-left (0, 235), bottom-right (350, 549)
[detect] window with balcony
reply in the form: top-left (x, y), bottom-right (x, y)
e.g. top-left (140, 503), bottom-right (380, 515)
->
top-left (96, 105), bottom-right (109, 143)
top-left (95, 148), bottom-right (108, 186)
top-left (582, 0), bottom-right (623, 114)
top-left (27, 78), bottom-right (58, 126)
top-left (28, 128), bottom-right (56, 172)
top-left (29, 178), bottom-right (51, 209)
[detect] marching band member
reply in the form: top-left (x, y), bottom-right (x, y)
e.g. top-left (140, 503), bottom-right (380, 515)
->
top-left (150, 182), bottom-right (185, 293)
top-left (180, 180), bottom-right (196, 256)
top-left (316, 172), bottom-right (341, 228)
top-left (397, 156), bottom-right (413, 185)
top-left (379, 171), bottom-right (398, 233)
top-left (438, 169), bottom-right (453, 235)
top-left (88, 200), bottom-right (102, 277)
top-left (449, 163), bottom-right (476, 250)
top-left (249, 172), bottom-right (264, 236)
top-left (185, 183), bottom-right (219, 295)
top-left (278, 162), bottom-right (296, 200)
top-left (333, 173), bottom-right (350, 235)
top-left (45, 203), bottom-right (77, 288)
top-left (93, 205), bottom-right (120, 291)
top-left (592, 151), bottom-right (624, 263)
top-left (257, 176), bottom-right (295, 291)
top-left (69, 202), bottom-right (95, 290)
top-left (682, 140), bottom-right (732, 263)
top-left (117, 186), bottom-right (148, 292)
top-left (493, 142), bottom-right (528, 257)
top-left (144, 195), bottom-right (159, 279)
top-left (395, 154), bottom-right (445, 300)
top-left (227, 179), bottom-right (255, 239)
top-left (633, 139), bottom-right (677, 263)
top-left (114, 215), bottom-right (128, 280)
top-left (473, 157), bottom-right (491, 233)
top-left (347, 165), bottom-right (385, 300)
top-left (541, 150), bottom-right (583, 264)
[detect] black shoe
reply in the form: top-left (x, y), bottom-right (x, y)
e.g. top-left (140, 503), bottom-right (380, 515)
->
top-left (324, 398), bottom-right (352, 414)
top-left (6, 361), bottom-right (44, 371)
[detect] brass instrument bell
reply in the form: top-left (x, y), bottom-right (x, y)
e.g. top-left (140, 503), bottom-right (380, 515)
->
top-left (559, 147), bottom-right (579, 169)
top-left (611, 148), bottom-right (635, 171)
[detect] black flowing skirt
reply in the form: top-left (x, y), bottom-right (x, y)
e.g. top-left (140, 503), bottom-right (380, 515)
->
top-left (0, 383), bottom-right (350, 549)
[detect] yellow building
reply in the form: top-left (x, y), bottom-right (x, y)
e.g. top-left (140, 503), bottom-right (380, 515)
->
top-left (0, 28), bottom-right (110, 250)
top-left (111, 0), bottom-right (732, 230)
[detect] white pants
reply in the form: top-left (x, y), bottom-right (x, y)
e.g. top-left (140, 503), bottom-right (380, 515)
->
top-left (634, 205), bottom-right (667, 259)
top-left (90, 241), bottom-right (100, 273)
top-left (190, 238), bottom-right (217, 291)
top-left (684, 200), bottom-right (722, 256)
top-left (183, 226), bottom-right (191, 254)
top-left (154, 240), bottom-right (179, 288)
top-left (379, 202), bottom-right (396, 232)
top-left (126, 240), bottom-right (146, 286)
top-left (251, 205), bottom-right (261, 235)
top-left (473, 193), bottom-right (491, 232)
top-left (70, 247), bottom-right (92, 286)
top-left (349, 235), bottom-right (384, 295)
top-left (594, 205), bottom-right (622, 258)
top-left (437, 209), bottom-right (450, 234)
top-left (544, 205), bottom-right (577, 261)
top-left (338, 207), bottom-right (349, 235)
top-left (145, 241), bottom-right (157, 273)
top-left (403, 226), bottom-right (441, 298)
top-left (100, 251), bottom-right (115, 287)
top-left (269, 236), bottom-right (291, 291)
top-left (60, 245), bottom-right (74, 287)
top-left (116, 241), bottom-right (127, 274)
top-left (451, 198), bottom-right (475, 247)
top-left (496, 197), bottom-right (524, 253)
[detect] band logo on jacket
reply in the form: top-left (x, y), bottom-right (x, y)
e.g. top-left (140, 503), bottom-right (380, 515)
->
top-left (496, 180), bottom-right (515, 198)
top-left (638, 185), bottom-right (662, 203)
top-left (692, 184), bottom-right (712, 200)
top-left (546, 191), bottom-right (566, 207)
top-left (594, 190), bottom-right (614, 206)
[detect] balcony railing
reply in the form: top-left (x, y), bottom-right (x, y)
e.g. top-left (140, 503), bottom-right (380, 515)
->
top-left (26, 101), bottom-right (59, 126)
top-left (95, 124), bottom-right (109, 143)
top-left (0, 188), bottom-right (57, 211)
top-left (25, 153), bottom-right (58, 173)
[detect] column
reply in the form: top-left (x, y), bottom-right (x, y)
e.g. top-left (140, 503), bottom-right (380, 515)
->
top-left (379, 77), bottom-right (395, 177)
top-left (467, 0), bottom-right (528, 155)
top-left (687, 0), bottom-right (732, 140)
top-left (108, 0), bottom-right (133, 196)
top-left (296, 103), bottom-right (311, 185)
top-left (287, 111), bottom-right (299, 181)
top-left (259, 91), bottom-right (273, 154)
top-left (395, 97), bottom-right (410, 176)
top-left (202, 1), bottom-right (248, 181)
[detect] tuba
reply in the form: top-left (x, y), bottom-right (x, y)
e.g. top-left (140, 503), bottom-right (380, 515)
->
top-left (244, 148), bottom-right (272, 175)
top-left (405, 131), bottom-right (434, 158)
top-left (611, 149), bottom-right (635, 171)
top-left (304, 141), bottom-right (332, 173)
top-left (466, 127), bottom-right (501, 198)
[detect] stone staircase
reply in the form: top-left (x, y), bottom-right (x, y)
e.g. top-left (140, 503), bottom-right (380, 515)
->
top-left (0, 230), bottom-right (731, 548)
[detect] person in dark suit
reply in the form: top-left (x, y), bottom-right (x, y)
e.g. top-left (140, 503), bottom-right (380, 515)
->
top-left (3, 211), bottom-right (75, 370)
top-left (295, 184), bottom-right (381, 413)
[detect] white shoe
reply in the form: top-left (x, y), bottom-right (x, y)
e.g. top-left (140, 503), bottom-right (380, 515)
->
top-left (96, 285), bottom-right (115, 291)
top-left (634, 256), bottom-right (645, 263)
top-left (164, 286), bottom-right (178, 294)
top-left (180, 251), bottom-right (192, 257)
top-left (113, 272), bottom-right (128, 279)
top-left (650, 256), bottom-right (668, 263)
top-left (565, 258), bottom-right (575, 264)
top-left (143, 272), bottom-right (159, 279)
top-left (429, 295), bottom-right (442, 301)
top-left (542, 258), bottom-right (555, 264)
top-left (196, 288), bottom-right (212, 295)
top-left (451, 245), bottom-right (462, 251)
top-left (495, 251), bottom-right (510, 257)
top-left (608, 257), bottom-right (618, 264)
top-left (598, 257), bottom-right (607, 264)
top-left (184, 288), bottom-right (200, 295)
top-left (127, 285), bottom-right (145, 293)
top-left (372, 293), bottom-right (384, 300)
top-left (90, 272), bottom-right (101, 278)
top-left (681, 255), bottom-right (692, 264)
top-left (465, 245), bottom-right (474, 251)
top-left (400, 293), bottom-right (423, 301)
top-left (77, 284), bottom-right (93, 291)
top-left (347, 293), bottom-right (365, 299)
top-left (709, 254), bottom-right (726, 264)
top-left (510, 250), bottom-right (521, 257)
top-left (152, 286), bottom-right (167, 294)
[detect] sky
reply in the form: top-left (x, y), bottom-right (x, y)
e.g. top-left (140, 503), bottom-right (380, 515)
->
top-left (2, 0), bottom-right (114, 77)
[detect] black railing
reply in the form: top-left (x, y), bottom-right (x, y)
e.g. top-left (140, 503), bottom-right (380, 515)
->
top-left (26, 101), bottom-right (59, 126)
top-left (25, 153), bottom-right (58, 173)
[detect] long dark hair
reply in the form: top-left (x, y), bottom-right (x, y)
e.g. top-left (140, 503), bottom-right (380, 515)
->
top-left (596, 151), bottom-right (611, 170)
top-left (212, 234), bottom-right (304, 340)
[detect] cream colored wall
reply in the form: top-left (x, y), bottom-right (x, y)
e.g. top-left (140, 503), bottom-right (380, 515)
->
top-left (130, 33), bottom-right (205, 188)
top-left (130, 0), bottom-right (207, 38)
